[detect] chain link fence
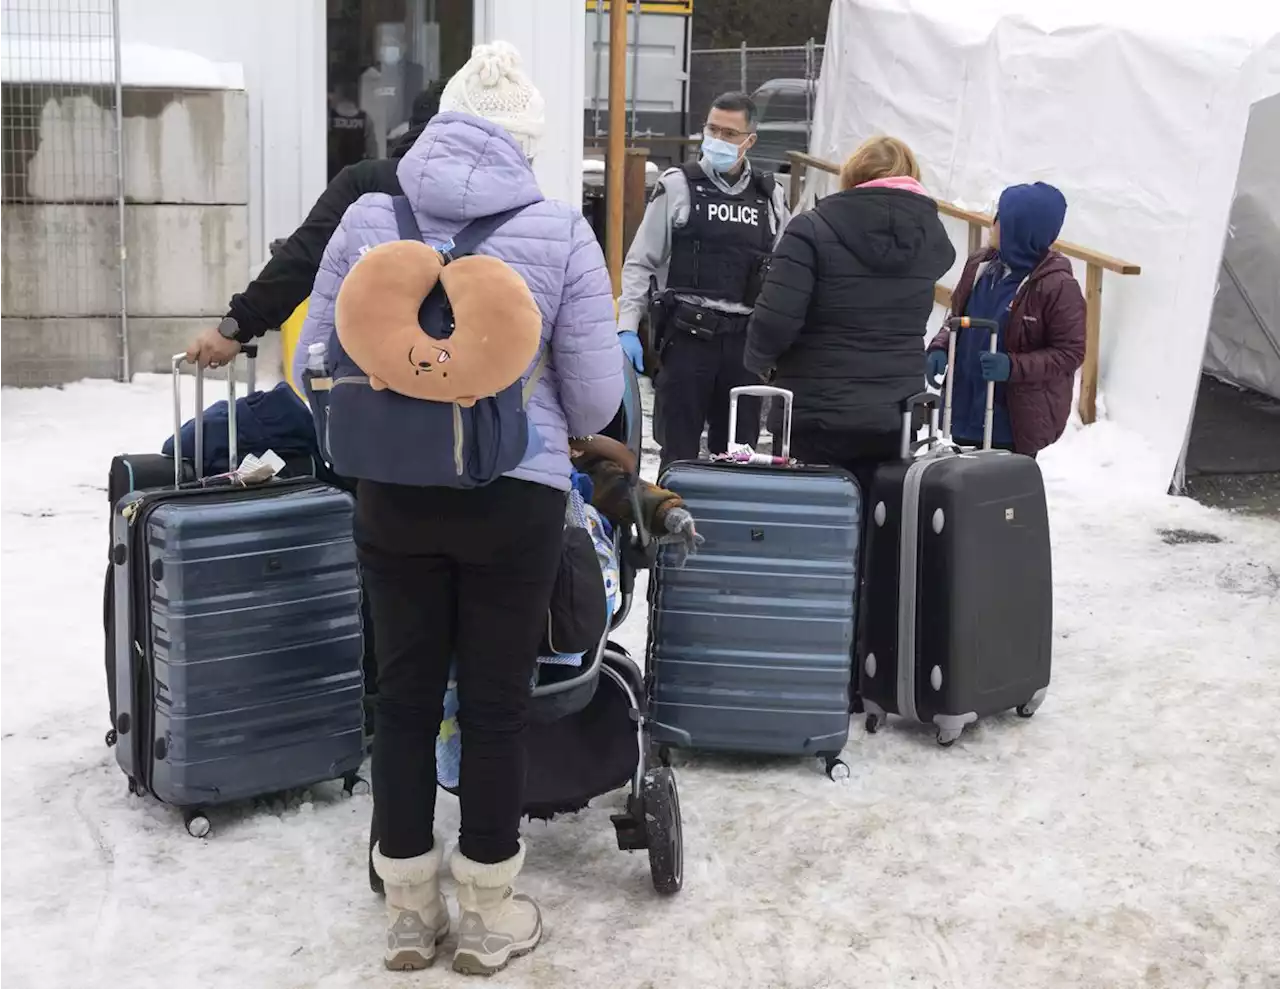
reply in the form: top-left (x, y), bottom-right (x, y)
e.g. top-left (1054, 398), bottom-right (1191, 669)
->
top-left (689, 42), bottom-right (823, 173)
top-left (1, 0), bottom-right (128, 385)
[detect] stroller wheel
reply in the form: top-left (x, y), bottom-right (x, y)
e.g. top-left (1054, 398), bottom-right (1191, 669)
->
top-left (642, 767), bottom-right (683, 895)
top-left (368, 804), bottom-right (384, 897)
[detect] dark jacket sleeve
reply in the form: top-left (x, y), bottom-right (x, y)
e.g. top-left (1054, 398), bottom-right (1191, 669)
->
top-left (744, 214), bottom-right (818, 377)
top-left (223, 159), bottom-right (394, 340)
top-left (1010, 272), bottom-right (1087, 384)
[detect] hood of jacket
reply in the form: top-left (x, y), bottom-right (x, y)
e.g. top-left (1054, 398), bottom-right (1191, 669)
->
top-left (395, 111), bottom-right (544, 223)
top-left (996, 182), bottom-right (1067, 274)
top-left (812, 186), bottom-right (955, 277)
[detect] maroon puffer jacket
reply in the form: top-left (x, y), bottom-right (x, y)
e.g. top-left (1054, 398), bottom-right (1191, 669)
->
top-left (929, 248), bottom-right (1086, 455)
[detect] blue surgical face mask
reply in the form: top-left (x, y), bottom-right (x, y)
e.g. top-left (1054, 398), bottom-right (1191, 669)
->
top-left (701, 134), bottom-right (743, 173)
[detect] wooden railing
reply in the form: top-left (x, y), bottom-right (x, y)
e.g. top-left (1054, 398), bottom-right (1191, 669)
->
top-left (786, 151), bottom-right (1141, 424)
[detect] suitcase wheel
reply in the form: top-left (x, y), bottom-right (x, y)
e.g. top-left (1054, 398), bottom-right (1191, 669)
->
top-left (1016, 690), bottom-right (1046, 719)
top-left (818, 754), bottom-right (850, 782)
top-left (105, 728), bottom-right (117, 748)
top-left (342, 771), bottom-right (370, 797)
top-left (864, 713), bottom-right (886, 735)
top-left (183, 809), bottom-right (211, 839)
top-left (936, 727), bottom-right (963, 748)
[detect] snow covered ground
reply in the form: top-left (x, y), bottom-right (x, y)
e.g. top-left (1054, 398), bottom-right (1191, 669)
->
top-left (3, 374), bottom-right (1279, 989)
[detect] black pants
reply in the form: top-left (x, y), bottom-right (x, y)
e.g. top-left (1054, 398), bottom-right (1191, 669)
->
top-left (656, 330), bottom-right (761, 474)
top-left (791, 428), bottom-right (901, 715)
top-left (791, 428), bottom-right (901, 496)
top-left (354, 477), bottom-right (566, 865)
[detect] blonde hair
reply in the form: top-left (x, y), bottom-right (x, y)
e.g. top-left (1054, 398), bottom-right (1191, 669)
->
top-left (839, 136), bottom-right (920, 190)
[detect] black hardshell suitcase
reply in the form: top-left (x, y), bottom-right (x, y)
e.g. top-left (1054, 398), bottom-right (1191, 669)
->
top-left (648, 386), bottom-right (858, 780)
top-left (110, 353), bottom-right (366, 837)
top-left (860, 318), bottom-right (1052, 746)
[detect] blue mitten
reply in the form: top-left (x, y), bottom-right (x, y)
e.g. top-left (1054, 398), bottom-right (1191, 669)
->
top-left (926, 349), bottom-right (947, 385)
top-left (619, 331), bottom-right (645, 373)
top-left (979, 351), bottom-right (1011, 382)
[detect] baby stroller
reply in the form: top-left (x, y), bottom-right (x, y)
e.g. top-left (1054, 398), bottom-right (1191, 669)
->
top-left (368, 361), bottom-right (684, 896)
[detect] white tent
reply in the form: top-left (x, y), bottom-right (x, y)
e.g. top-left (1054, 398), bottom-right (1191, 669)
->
top-left (809, 0), bottom-right (1280, 492)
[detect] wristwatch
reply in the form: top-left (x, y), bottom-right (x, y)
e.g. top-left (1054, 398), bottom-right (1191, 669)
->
top-left (216, 316), bottom-right (247, 343)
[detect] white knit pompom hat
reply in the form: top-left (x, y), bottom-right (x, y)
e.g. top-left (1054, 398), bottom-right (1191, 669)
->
top-left (438, 41), bottom-right (545, 157)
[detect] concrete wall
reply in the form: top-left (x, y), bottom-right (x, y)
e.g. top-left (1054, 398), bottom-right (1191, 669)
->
top-left (117, 0), bottom-right (326, 266)
top-left (1, 86), bottom-right (248, 386)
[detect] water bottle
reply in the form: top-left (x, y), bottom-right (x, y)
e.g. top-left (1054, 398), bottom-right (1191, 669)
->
top-left (305, 341), bottom-right (327, 374)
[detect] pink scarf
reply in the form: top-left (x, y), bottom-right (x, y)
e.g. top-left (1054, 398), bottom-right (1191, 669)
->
top-left (856, 175), bottom-right (930, 197)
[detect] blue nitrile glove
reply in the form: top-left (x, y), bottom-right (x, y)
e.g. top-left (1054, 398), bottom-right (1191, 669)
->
top-left (619, 331), bottom-right (645, 373)
top-left (980, 350), bottom-right (1012, 382)
top-left (926, 349), bottom-right (947, 385)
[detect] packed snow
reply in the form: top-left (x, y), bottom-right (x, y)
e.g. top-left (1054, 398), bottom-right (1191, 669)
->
top-left (0, 38), bottom-right (244, 90)
top-left (3, 372), bottom-right (1279, 989)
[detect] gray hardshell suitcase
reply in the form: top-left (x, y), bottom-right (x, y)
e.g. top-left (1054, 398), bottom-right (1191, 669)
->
top-left (648, 386), bottom-right (858, 779)
top-left (111, 354), bottom-right (365, 837)
top-left (860, 318), bottom-right (1052, 747)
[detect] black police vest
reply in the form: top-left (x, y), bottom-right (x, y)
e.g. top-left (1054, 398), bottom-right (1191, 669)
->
top-left (667, 162), bottom-right (774, 304)
top-left (328, 108), bottom-right (370, 181)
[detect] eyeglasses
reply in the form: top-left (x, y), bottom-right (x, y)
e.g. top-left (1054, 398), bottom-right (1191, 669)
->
top-left (704, 124), bottom-right (751, 142)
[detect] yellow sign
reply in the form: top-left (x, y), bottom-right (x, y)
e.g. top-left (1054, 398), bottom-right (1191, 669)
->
top-left (586, 1), bottom-right (693, 14)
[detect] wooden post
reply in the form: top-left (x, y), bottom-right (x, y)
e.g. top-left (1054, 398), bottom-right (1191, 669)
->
top-left (788, 156), bottom-right (804, 212)
top-left (622, 147), bottom-right (649, 253)
top-left (1078, 263), bottom-right (1103, 424)
top-left (967, 221), bottom-right (983, 256)
top-left (605, 0), bottom-right (629, 297)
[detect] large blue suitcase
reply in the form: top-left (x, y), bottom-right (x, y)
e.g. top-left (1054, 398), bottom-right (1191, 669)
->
top-left (647, 386), bottom-right (858, 777)
top-left (110, 356), bottom-right (365, 837)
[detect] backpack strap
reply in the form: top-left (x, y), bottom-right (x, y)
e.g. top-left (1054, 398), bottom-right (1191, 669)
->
top-left (445, 204), bottom-right (529, 260)
top-left (391, 195), bottom-right (529, 261)
top-left (521, 348), bottom-right (548, 405)
top-left (392, 195), bottom-right (422, 241)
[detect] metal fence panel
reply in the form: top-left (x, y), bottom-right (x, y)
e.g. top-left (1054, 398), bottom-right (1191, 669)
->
top-left (689, 42), bottom-right (823, 139)
top-left (1, 0), bottom-right (128, 385)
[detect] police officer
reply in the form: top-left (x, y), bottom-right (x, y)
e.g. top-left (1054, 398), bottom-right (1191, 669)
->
top-left (617, 91), bottom-right (790, 472)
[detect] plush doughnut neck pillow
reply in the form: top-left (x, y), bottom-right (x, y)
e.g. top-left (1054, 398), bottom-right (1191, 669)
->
top-left (334, 239), bottom-right (542, 408)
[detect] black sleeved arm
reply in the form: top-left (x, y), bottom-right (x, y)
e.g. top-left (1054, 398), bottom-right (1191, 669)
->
top-left (222, 158), bottom-right (398, 340)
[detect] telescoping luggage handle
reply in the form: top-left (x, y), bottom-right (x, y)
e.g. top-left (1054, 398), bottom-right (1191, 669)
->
top-left (728, 385), bottom-right (794, 459)
top-left (170, 346), bottom-right (259, 488)
top-left (900, 392), bottom-right (940, 461)
top-left (941, 315), bottom-right (1001, 451)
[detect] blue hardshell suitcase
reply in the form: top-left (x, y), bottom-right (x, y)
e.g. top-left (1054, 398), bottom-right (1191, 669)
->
top-left (110, 355), bottom-right (365, 835)
top-left (647, 386), bottom-right (858, 777)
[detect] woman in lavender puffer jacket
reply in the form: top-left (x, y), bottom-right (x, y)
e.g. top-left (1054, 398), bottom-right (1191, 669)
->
top-left (297, 43), bottom-right (623, 975)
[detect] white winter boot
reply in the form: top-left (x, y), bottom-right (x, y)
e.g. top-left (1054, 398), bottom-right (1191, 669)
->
top-left (371, 840), bottom-right (451, 971)
top-left (449, 840), bottom-right (543, 976)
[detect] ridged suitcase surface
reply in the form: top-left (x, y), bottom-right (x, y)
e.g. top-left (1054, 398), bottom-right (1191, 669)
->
top-left (112, 480), bottom-right (365, 807)
top-left (860, 449), bottom-right (1052, 742)
top-left (648, 462), bottom-right (860, 757)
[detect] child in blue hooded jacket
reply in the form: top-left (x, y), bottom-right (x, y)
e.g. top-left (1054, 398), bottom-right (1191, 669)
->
top-left (927, 182), bottom-right (1086, 456)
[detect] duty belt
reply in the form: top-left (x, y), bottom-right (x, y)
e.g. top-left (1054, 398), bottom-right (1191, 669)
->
top-left (669, 301), bottom-right (748, 341)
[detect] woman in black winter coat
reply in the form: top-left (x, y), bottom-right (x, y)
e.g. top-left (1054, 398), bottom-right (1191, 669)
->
top-left (744, 136), bottom-right (955, 489)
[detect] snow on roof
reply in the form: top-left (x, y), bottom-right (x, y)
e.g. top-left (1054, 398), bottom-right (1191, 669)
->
top-left (1, 39), bottom-right (244, 90)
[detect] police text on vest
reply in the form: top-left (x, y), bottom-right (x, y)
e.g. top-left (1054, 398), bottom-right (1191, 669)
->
top-left (707, 203), bottom-right (759, 225)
